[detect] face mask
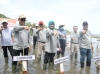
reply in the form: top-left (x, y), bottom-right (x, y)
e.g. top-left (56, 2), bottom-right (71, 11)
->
top-left (60, 26), bottom-right (64, 30)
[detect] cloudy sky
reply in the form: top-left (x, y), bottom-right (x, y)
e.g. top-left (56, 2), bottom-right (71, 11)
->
top-left (0, 0), bottom-right (100, 34)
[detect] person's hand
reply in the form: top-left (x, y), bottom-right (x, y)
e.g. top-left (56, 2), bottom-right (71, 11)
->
top-left (23, 26), bottom-right (29, 30)
top-left (43, 44), bottom-right (45, 46)
top-left (0, 26), bottom-right (4, 31)
top-left (82, 30), bottom-right (86, 34)
top-left (91, 45), bottom-right (94, 50)
top-left (0, 28), bottom-right (4, 31)
top-left (72, 38), bottom-right (75, 40)
top-left (38, 27), bottom-right (43, 30)
top-left (66, 43), bottom-right (68, 46)
top-left (54, 31), bottom-right (58, 36)
top-left (59, 48), bottom-right (62, 52)
top-left (28, 45), bottom-right (31, 52)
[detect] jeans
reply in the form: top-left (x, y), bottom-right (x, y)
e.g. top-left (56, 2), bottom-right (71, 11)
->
top-left (80, 48), bottom-right (91, 63)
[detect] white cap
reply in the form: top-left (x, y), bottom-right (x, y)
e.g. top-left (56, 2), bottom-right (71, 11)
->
top-left (18, 14), bottom-right (26, 19)
top-left (36, 23), bottom-right (38, 26)
top-left (1, 19), bottom-right (8, 24)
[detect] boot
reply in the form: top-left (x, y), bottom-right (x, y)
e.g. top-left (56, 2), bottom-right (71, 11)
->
top-left (74, 53), bottom-right (77, 65)
top-left (4, 57), bottom-right (8, 63)
top-left (86, 61), bottom-right (91, 67)
top-left (75, 53), bottom-right (77, 59)
top-left (57, 54), bottom-right (60, 58)
top-left (43, 64), bottom-right (47, 70)
top-left (49, 62), bottom-right (53, 70)
top-left (81, 62), bottom-right (84, 68)
top-left (12, 65), bottom-right (16, 74)
top-left (74, 59), bottom-right (77, 65)
top-left (70, 54), bottom-right (73, 65)
top-left (37, 57), bottom-right (41, 62)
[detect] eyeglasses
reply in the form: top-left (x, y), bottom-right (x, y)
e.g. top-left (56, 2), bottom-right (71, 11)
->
top-left (20, 18), bottom-right (26, 21)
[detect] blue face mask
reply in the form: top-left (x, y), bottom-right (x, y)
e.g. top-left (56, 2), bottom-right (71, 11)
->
top-left (60, 26), bottom-right (64, 30)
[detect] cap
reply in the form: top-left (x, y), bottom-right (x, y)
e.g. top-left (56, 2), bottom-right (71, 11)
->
top-left (18, 14), bottom-right (26, 19)
top-left (1, 19), bottom-right (8, 24)
top-left (36, 23), bottom-right (38, 26)
top-left (83, 21), bottom-right (88, 26)
top-left (38, 21), bottom-right (44, 25)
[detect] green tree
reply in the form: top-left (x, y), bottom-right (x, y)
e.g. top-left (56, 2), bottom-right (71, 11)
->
top-left (0, 13), bottom-right (9, 18)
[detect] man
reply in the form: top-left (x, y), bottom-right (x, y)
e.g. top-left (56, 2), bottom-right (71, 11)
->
top-left (79, 21), bottom-right (93, 68)
top-left (57, 24), bottom-right (67, 57)
top-left (70, 26), bottom-right (79, 65)
top-left (0, 19), bottom-right (13, 64)
top-left (36, 21), bottom-right (46, 62)
top-left (30, 23), bottom-right (38, 49)
top-left (12, 14), bottom-right (31, 73)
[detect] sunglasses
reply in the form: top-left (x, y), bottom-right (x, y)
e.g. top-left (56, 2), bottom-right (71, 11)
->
top-left (2, 22), bottom-right (8, 24)
top-left (20, 18), bottom-right (26, 21)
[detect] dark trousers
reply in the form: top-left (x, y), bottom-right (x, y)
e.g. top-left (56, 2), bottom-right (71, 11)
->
top-left (44, 52), bottom-right (55, 64)
top-left (57, 39), bottom-right (66, 57)
top-left (2, 46), bottom-right (13, 57)
top-left (33, 36), bottom-right (38, 49)
top-left (12, 48), bottom-right (28, 65)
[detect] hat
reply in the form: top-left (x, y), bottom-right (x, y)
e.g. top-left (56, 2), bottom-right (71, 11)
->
top-left (83, 21), bottom-right (88, 26)
top-left (1, 19), bottom-right (8, 24)
top-left (38, 21), bottom-right (44, 25)
top-left (59, 24), bottom-right (65, 27)
top-left (18, 14), bottom-right (26, 19)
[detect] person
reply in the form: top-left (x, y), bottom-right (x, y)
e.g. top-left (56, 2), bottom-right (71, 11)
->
top-left (0, 19), bottom-right (14, 64)
top-left (36, 21), bottom-right (46, 62)
top-left (79, 21), bottom-right (93, 68)
top-left (30, 23), bottom-right (38, 49)
top-left (43, 20), bottom-right (61, 70)
top-left (70, 26), bottom-right (79, 65)
top-left (57, 24), bottom-right (67, 57)
top-left (12, 14), bottom-right (31, 73)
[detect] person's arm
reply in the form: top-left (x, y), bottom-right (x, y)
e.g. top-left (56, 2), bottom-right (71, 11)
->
top-left (0, 27), bottom-right (4, 33)
top-left (80, 30), bottom-right (86, 35)
top-left (46, 29), bottom-right (54, 36)
top-left (28, 31), bottom-right (31, 50)
top-left (56, 35), bottom-right (62, 51)
top-left (13, 26), bottom-right (29, 32)
top-left (11, 30), bottom-right (14, 43)
top-left (65, 31), bottom-right (68, 46)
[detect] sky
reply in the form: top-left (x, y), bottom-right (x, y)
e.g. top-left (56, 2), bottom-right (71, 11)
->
top-left (0, 0), bottom-right (100, 34)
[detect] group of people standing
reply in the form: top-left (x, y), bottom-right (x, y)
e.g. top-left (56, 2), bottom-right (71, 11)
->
top-left (0, 14), bottom-right (93, 73)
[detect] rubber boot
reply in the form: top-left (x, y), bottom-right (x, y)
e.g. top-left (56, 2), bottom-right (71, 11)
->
top-left (70, 54), bottom-right (73, 65)
top-left (86, 61), bottom-right (91, 67)
top-left (12, 65), bottom-right (16, 74)
top-left (4, 57), bottom-right (8, 63)
top-left (43, 64), bottom-right (47, 70)
top-left (81, 62), bottom-right (84, 68)
top-left (49, 62), bottom-right (53, 70)
top-left (37, 57), bottom-right (41, 62)
top-left (57, 53), bottom-right (60, 58)
top-left (74, 53), bottom-right (77, 65)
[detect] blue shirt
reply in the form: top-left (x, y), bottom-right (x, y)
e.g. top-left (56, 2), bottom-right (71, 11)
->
top-left (1, 28), bottom-right (13, 46)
